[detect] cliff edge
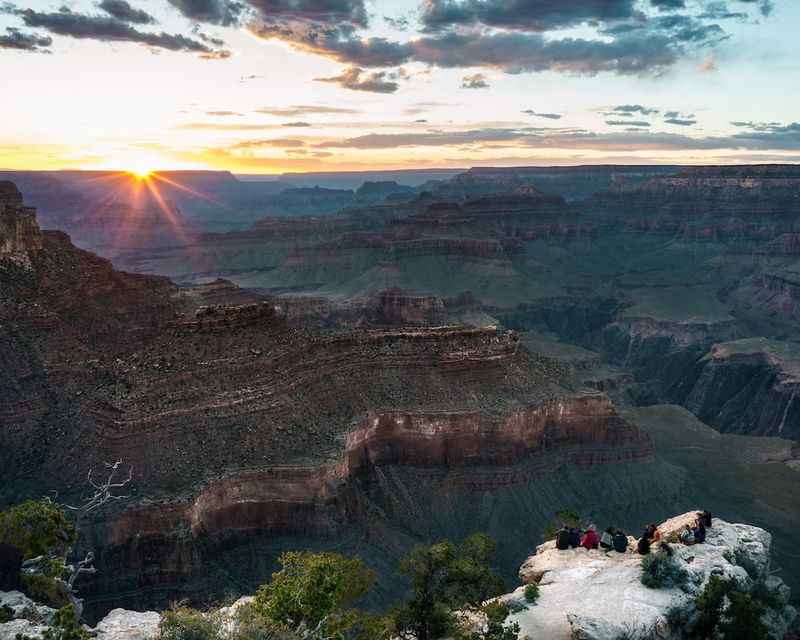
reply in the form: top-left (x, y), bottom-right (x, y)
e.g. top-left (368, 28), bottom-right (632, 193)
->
top-left (505, 511), bottom-right (796, 639)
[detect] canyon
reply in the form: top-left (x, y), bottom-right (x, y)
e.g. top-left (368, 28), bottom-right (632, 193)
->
top-left (2, 164), bottom-right (800, 619)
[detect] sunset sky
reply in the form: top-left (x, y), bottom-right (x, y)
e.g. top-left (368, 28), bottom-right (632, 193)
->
top-left (2, 0), bottom-right (798, 173)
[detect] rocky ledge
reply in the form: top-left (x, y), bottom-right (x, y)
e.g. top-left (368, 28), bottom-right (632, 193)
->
top-left (0, 591), bottom-right (159, 640)
top-left (505, 512), bottom-right (796, 640)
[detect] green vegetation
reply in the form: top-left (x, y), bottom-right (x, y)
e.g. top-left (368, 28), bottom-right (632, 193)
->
top-left (0, 499), bottom-right (76, 559)
top-left (640, 545), bottom-right (689, 590)
top-left (468, 601), bottom-right (519, 640)
top-left (158, 605), bottom-right (223, 640)
top-left (252, 551), bottom-right (377, 640)
top-left (691, 576), bottom-right (769, 640)
top-left (542, 510), bottom-right (582, 541)
top-left (393, 533), bottom-right (508, 640)
top-left (523, 584), bottom-right (539, 604)
top-left (17, 605), bottom-right (89, 640)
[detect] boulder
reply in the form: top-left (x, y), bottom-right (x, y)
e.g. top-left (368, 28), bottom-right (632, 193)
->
top-left (92, 608), bottom-right (160, 640)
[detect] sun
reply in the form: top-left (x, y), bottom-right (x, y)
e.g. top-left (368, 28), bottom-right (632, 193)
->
top-left (128, 167), bottom-right (153, 180)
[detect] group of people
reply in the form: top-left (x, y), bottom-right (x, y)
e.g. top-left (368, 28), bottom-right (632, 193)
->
top-left (554, 510), bottom-right (713, 555)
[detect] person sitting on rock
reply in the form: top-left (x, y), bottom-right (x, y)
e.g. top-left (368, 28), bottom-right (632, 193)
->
top-left (679, 524), bottom-right (696, 545)
top-left (556, 524), bottom-right (571, 550)
top-left (612, 530), bottom-right (629, 553)
top-left (699, 510), bottom-right (712, 528)
top-left (568, 526), bottom-right (582, 549)
top-left (645, 523), bottom-right (661, 543)
top-left (600, 527), bottom-right (615, 551)
top-left (581, 524), bottom-right (599, 550)
top-left (693, 517), bottom-right (707, 544)
top-left (637, 530), bottom-right (651, 555)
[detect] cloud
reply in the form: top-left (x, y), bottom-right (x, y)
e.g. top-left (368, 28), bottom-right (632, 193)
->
top-left (240, 74), bottom-right (263, 81)
top-left (606, 119), bottom-right (651, 127)
top-left (232, 138), bottom-right (306, 149)
top-left (166, 0), bottom-right (243, 26)
top-left (0, 26), bottom-right (51, 51)
top-left (256, 105), bottom-right (360, 116)
top-left (650, 0), bottom-right (685, 9)
top-left (461, 72), bottom-right (489, 89)
top-left (664, 117), bottom-right (696, 126)
top-left (383, 14), bottom-right (409, 30)
top-left (98, 0), bottom-right (155, 24)
top-left (522, 110), bottom-right (562, 120)
top-left (315, 66), bottom-right (400, 93)
top-left (610, 104), bottom-right (660, 116)
top-left (247, 0), bottom-right (368, 27)
top-left (206, 110), bottom-right (243, 116)
top-left (6, 5), bottom-right (230, 56)
top-left (283, 121), bottom-right (312, 127)
top-left (311, 122), bottom-right (800, 152)
top-left (418, 0), bottom-right (638, 33)
top-left (698, 53), bottom-right (717, 72)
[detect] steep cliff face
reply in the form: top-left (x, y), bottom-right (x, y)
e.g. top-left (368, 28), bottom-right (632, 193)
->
top-left (0, 184), bottom-right (671, 617)
top-left (592, 165), bottom-right (800, 217)
top-left (0, 181), bottom-right (42, 257)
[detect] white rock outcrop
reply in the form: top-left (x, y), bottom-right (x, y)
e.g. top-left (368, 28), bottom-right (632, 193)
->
top-left (92, 608), bottom-right (161, 640)
top-left (505, 511), bottom-right (796, 640)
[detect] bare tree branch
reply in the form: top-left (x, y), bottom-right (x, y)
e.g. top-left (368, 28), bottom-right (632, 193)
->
top-left (64, 459), bottom-right (133, 515)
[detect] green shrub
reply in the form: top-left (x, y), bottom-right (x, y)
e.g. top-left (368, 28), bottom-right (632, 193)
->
top-left (158, 605), bottom-right (221, 640)
top-left (542, 510), bottom-right (582, 541)
top-left (691, 576), bottom-right (770, 640)
top-left (640, 547), bottom-right (689, 590)
top-left (472, 601), bottom-right (519, 640)
top-left (229, 604), bottom-right (301, 640)
top-left (253, 551), bottom-right (374, 634)
top-left (17, 605), bottom-right (89, 640)
top-left (21, 573), bottom-right (71, 609)
top-left (523, 584), bottom-right (539, 604)
top-left (0, 500), bottom-right (76, 559)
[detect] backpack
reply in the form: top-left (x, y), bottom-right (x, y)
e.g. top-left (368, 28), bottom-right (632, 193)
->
top-left (600, 531), bottom-right (613, 548)
top-left (556, 529), bottom-right (570, 550)
top-left (637, 537), bottom-right (651, 555)
top-left (569, 528), bottom-right (582, 548)
top-left (694, 525), bottom-right (706, 543)
top-left (613, 533), bottom-right (628, 553)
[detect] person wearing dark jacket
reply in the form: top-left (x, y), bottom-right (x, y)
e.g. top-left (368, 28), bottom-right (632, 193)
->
top-left (556, 525), bottom-right (571, 550)
top-left (693, 518), bottom-right (707, 544)
top-left (568, 527), bottom-right (582, 549)
top-left (600, 527), bottom-right (615, 551)
top-left (637, 530), bottom-right (651, 555)
top-left (612, 530), bottom-right (628, 553)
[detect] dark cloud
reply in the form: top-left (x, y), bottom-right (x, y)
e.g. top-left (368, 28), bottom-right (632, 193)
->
top-left (414, 119), bottom-right (428, 123)
top-left (315, 66), bottom-right (399, 93)
top-left (606, 119), bottom-right (651, 127)
top-left (233, 138), bottom-right (306, 149)
top-left (410, 31), bottom-right (680, 75)
top-left (313, 124), bottom-right (800, 152)
top-left (650, 0), bottom-right (685, 9)
top-left (664, 117), bottom-right (696, 126)
top-left (7, 5), bottom-right (230, 56)
top-left (246, 0), bottom-right (368, 27)
top-left (166, 0), bottom-right (243, 26)
top-left (383, 14), bottom-right (409, 30)
top-left (257, 105), bottom-right (360, 116)
top-left (418, 0), bottom-right (638, 33)
top-left (461, 73), bottom-right (489, 89)
top-left (97, 0), bottom-right (155, 24)
top-left (0, 26), bottom-right (51, 51)
top-left (610, 104), bottom-right (659, 116)
top-left (522, 110), bottom-right (562, 120)
top-left (283, 121), bottom-right (312, 127)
